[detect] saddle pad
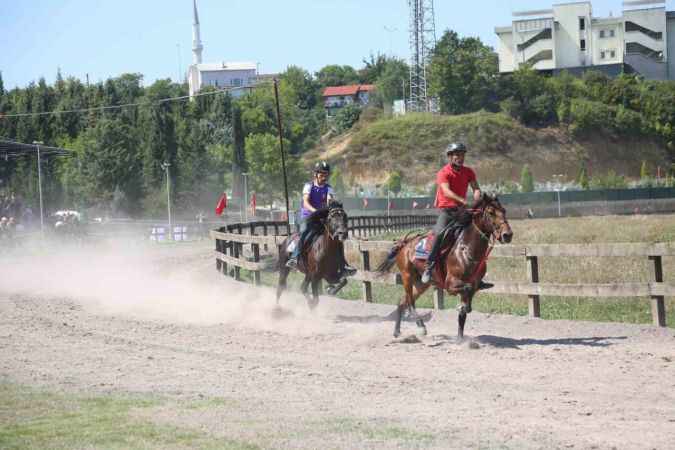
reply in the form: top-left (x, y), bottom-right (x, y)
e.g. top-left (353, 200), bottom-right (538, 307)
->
top-left (415, 238), bottom-right (429, 260)
top-left (286, 235), bottom-right (300, 253)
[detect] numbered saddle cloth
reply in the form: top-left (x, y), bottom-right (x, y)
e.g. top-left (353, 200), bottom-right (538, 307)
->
top-left (414, 231), bottom-right (436, 260)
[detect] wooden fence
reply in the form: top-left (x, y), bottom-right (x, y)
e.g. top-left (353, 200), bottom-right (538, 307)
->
top-left (211, 219), bottom-right (674, 327)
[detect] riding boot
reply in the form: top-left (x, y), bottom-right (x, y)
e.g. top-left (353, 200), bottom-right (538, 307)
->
top-left (421, 261), bottom-right (435, 284)
top-left (477, 280), bottom-right (494, 290)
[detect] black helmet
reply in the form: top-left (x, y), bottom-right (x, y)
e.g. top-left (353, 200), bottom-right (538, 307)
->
top-left (314, 161), bottom-right (330, 173)
top-left (446, 142), bottom-right (467, 155)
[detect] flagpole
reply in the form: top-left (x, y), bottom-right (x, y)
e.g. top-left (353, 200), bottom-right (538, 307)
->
top-left (273, 79), bottom-right (291, 234)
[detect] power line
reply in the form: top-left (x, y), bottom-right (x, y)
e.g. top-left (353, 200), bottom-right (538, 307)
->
top-left (0, 84), bottom-right (262, 120)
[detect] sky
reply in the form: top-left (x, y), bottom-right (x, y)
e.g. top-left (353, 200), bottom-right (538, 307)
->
top-left (1, 0), bottom-right (674, 90)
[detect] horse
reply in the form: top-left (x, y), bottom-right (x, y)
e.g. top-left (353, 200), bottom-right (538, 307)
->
top-left (376, 194), bottom-right (513, 339)
top-left (276, 201), bottom-right (350, 309)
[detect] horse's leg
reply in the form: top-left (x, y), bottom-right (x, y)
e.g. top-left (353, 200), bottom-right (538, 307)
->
top-left (300, 274), bottom-right (312, 301)
top-left (457, 291), bottom-right (473, 340)
top-left (276, 266), bottom-right (290, 305)
top-left (394, 268), bottom-right (415, 338)
top-left (409, 283), bottom-right (431, 336)
top-left (308, 276), bottom-right (320, 310)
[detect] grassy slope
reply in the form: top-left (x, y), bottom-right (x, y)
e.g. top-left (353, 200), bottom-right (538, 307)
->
top-left (310, 111), bottom-right (670, 188)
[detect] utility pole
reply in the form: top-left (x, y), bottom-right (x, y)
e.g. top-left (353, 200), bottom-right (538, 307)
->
top-left (161, 162), bottom-right (172, 240)
top-left (273, 79), bottom-right (291, 233)
top-left (32, 141), bottom-right (45, 236)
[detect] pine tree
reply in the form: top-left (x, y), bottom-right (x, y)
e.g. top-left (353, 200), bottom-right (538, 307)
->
top-left (520, 165), bottom-right (534, 193)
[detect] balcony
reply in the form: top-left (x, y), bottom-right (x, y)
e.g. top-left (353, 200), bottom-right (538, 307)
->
top-left (626, 42), bottom-right (664, 61)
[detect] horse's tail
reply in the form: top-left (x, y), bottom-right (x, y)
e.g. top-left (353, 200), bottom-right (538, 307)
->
top-left (375, 231), bottom-right (424, 273)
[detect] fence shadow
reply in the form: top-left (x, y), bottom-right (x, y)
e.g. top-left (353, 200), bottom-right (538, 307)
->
top-left (474, 334), bottom-right (628, 349)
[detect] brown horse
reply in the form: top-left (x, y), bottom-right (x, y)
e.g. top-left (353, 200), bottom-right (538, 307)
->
top-left (376, 194), bottom-right (513, 339)
top-left (276, 201), bottom-right (350, 309)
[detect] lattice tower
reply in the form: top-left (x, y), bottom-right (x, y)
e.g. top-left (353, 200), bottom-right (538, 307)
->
top-left (407, 0), bottom-right (436, 112)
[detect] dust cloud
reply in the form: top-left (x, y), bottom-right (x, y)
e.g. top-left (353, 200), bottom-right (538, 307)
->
top-left (0, 240), bottom-right (336, 336)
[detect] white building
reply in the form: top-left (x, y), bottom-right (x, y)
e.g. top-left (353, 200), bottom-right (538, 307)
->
top-left (495, 0), bottom-right (675, 80)
top-left (187, 0), bottom-right (258, 98)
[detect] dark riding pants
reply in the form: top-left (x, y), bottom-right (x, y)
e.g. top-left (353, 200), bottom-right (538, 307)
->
top-left (426, 207), bottom-right (468, 266)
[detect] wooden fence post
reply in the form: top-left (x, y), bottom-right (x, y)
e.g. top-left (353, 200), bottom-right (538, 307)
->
top-left (649, 255), bottom-right (666, 327)
top-left (434, 288), bottom-right (444, 310)
top-left (252, 243), bottom-right (261, 286)
top-left (215, 235), bottom-right (222, 273)
top-left (361, 249), bottom-right (373, 303)
top-left (527, 255), bottom-right (541, 318)
top-left (232, 225), bottom-right (242, 281)
top-left (263, 224), bottom-right (269, 253)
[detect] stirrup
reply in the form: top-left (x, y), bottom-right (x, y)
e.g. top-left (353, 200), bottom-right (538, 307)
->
top-left (477, 280), bottom-right (494, 290)
top-left (342, 264), bottom-right (357, 277)
top-left (286, 258), bottom-right (298, 269)
top-left (421, 264), bottom-right (434, 284)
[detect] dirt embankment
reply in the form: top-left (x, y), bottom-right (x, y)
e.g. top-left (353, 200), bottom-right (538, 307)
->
top-left (306, 112), bottom-right (671, 188)
top-left (2, 242), bottom-right (675, 449)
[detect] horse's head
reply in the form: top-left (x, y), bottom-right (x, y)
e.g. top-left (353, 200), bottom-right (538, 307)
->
top-left (326, 200), bottom-right (349, 242)
top-left (474, 193), bottom-right (513, 244)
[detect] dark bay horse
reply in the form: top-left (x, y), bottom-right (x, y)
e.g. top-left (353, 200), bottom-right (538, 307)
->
top-left (276, 201), bottom-right (350, 309)
top-left (376, 194), bottom-right (513, 339)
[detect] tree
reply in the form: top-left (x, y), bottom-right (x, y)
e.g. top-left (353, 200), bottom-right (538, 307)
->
top-left (577, 162), bottom-right (590, 190)
top-left (374, 58), bottom-right (409, 105)
top-left (334, 104), bottom-right (361, 133)
top-left (280, 65), bottom-right (319, 110)
top-left (330, 166), bottom-right (347, 196)
top-left (428, 30), bottom-right (498, 114)
top-left (386, 170), bottom-right (403, 196)
top-left (520, 165), bottom-right (534, 193)
top-left (315, 65), bottom-right (359, 88)
top-left (640, 160), bottom-right (649, 179)
top-left (244, 133), bottom-right (302, 206)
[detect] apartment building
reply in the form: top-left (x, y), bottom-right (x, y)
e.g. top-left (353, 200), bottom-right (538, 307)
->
top-left (495, 1), bottom-right (675, 80)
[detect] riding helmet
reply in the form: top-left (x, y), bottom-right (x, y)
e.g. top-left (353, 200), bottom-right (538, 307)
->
top-left (446, 142), bottom-right (467, 155)
top-left (314, 161), bottom-right (331, 173)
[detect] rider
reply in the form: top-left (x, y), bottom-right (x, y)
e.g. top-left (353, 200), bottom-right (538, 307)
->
top-left (420, 142), bottom-right (493, 290)
top-left (286, 161), bottom-right (357, 277)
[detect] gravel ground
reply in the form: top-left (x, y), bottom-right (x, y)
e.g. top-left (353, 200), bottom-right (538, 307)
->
top-left (1, 241), bottom-right (675, 449)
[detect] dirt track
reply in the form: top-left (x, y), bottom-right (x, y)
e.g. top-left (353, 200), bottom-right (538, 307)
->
top-left (2, 242), bottom-right (675, 449)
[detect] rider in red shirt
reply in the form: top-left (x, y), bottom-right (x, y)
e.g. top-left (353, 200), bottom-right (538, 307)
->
top-left (421, 143), bottom-right (493, 291)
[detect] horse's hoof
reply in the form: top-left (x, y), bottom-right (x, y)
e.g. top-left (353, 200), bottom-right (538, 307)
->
top-left (417, 327), bottom-right (427, 337)
top-left (393, 330), bottom-right (401, 338)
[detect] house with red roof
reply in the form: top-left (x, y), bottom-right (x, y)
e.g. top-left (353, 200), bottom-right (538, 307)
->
top-left (322, 84), bottom-right (376, 116)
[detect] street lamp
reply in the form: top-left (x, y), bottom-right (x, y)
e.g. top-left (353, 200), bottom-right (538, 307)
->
top-left (161, 162), bottom-right (172, 240)
top-left (32, 141), bottom-right (45, 235)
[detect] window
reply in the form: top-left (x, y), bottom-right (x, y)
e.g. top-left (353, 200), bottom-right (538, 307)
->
top-left (579, 17), bottom-right (585, 30)
top-left (231, 78), bottom-right (242, 87)
top-left (610, 29), bottom-right (615, 37)
top-left (580, 39), bottom-right (586, 51)
top-left (600, 30), bottom-right (605, 38)
top-left (610, 50), bottom-right (616, 58)
top-left (600, 51), bottom-right (606, 59)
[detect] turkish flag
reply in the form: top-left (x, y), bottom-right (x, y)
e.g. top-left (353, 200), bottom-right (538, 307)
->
top-left (215, 192), bottom-right (227, 216)
top-left (250, 192), bottom-right (257, 215)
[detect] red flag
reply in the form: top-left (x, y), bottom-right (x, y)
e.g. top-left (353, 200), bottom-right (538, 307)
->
top-left (363, 198), bottom-right (369, 208)
top-left (249, 192), bottom-right (257, 215)
top-left (412, 201), bottom-right (418, 209)
top-left (215, 192), bottom-right (228, 216)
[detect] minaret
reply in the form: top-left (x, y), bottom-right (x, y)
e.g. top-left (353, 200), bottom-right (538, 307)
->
top-left (192, 0), bottom-right (203, 65)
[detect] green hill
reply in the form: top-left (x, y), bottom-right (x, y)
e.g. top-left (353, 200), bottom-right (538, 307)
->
top-left (306, 111), bottom-right (671, 189)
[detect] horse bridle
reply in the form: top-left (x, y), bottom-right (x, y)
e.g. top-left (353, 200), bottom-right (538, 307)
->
top-left (325, 207), bottom-right (347, 240)
top-left (471, 202), bottom-right (507, 243)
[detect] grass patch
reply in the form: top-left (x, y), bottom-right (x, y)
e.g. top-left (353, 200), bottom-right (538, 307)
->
top-left (0, 383), bottom-right (260, 450)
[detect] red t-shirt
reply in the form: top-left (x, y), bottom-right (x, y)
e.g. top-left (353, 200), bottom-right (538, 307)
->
top-left (434, 164), bottom-right (476, 208)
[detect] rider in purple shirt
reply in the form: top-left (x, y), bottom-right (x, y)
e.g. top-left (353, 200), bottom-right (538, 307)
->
top-left (286, 161), bottom-right (356, 277)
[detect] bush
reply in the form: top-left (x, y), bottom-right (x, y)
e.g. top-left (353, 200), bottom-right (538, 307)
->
top-left (569, 99), bottom-right (615, 135)
top-left (614, 106), bottom-right (644, 135)
top-left (520, 165), bottom-right (534, 192)
top-left (334, 104), bottom-right (361, 133)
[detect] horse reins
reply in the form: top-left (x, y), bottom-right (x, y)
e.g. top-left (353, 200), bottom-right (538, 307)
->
top-left (465, 205), bottom-right (502, 285)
